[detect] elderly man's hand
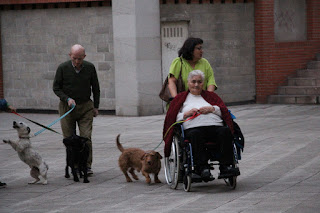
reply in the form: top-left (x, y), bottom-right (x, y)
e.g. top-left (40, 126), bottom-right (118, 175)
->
top-left (199, 106), bottom-right (215, 114)
top-left (93, 108), bottom-right (99, 117)
top-left (67, 98), bottom-right (76, 107)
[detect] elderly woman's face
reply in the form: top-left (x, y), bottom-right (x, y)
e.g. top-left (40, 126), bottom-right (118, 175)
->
top-left (188, 75), bottom-right (204, 95)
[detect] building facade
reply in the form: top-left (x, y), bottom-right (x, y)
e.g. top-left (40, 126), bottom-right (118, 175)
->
top-left (0, 0), bottom-right (319, 115)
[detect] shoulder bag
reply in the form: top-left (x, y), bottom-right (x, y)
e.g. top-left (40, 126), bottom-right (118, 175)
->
top-left (159, 57), bottom-right (185, 102)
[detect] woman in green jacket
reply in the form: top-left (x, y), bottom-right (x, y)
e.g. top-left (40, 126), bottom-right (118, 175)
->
top-left (168, 37), bottom-right (218, 100)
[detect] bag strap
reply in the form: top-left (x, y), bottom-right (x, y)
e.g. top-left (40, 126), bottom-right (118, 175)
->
top-left (179, 57), bottom-right (183, 77)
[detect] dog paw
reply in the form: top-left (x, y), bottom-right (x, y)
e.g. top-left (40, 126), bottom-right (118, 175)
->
top-left (74, 178), bottom-right (80, 182)
top-left (126, 178), bottom-right (133, 182)
top-left (155, 179), bottom-right (162, 183)
top-left (3, 139), bottom-right (8, 143)
top-left (83, 179), bottom-right (90, 183)
top-left (28, 179), bottom-right (40, 184)
top-left (42, 180), bottom-right (48, 185)
top-left (65, 174), bottom-right (70, 178)
top-left (132, 175), bottom-right (139, 180)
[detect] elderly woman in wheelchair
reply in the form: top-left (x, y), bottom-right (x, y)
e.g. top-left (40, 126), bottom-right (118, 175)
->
top-left (163, 70), bottom-right (240, 191)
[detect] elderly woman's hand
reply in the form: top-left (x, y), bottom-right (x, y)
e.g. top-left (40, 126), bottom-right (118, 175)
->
top-left (183, 108), bottom-right (198, 119)
top-left (199, 106), bottom-right (215, 114)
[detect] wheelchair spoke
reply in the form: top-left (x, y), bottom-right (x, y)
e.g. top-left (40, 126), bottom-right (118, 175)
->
top-left (164, 135), bottom-right (180, 189)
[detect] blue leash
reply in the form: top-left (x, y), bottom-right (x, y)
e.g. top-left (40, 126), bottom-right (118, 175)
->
top-left (229, 110), bottom-right (236, 119)
top-left (34, 105), bottom-right (75, 136)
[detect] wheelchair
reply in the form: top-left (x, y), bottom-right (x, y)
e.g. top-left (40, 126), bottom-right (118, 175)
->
top-left (164, 123), bottom-right (240, 192)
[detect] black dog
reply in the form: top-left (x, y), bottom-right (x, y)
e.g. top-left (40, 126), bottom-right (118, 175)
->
top-left (63, 134), bottom-right (90, 183)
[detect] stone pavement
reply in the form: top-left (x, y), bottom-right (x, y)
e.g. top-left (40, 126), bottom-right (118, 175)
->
top-left (0, 104), bottom-right (320, 213)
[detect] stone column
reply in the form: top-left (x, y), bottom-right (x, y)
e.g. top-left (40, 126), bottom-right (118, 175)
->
top-left (0, 20), bottom-right (3, 99)
top-left (112, 0), bottom-right (163, 116)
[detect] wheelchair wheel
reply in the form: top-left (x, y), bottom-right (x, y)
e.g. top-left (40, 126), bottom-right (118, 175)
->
top-left (224, 147), bottom-right (238, 189)
top-left (164, 135), bottom-right (180, 189)
top-left (224, 176), bottom-right (237, 189)
top-left (183, 173), bottom-right (191, 192)
top-left (223, 143), bottom-right (238, 189)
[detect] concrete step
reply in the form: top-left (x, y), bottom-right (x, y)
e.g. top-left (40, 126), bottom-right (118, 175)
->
top-left (278, 86), bottom-right (320, 95)
top-left (296, 69), bottom-right (320, 78)
top-left (268, 95), bottom-right (319, 104)
top-left (268, 53), bottom-right (320, 104)
top-left (287, 77), bottom-right (320, 86)
top-left (307, 61), bottom-right (320, 69)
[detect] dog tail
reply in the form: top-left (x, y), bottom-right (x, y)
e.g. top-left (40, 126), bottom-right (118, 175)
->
top-left (116, 134), bottom-right (124, 152)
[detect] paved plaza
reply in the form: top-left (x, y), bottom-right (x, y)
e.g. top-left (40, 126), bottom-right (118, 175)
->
top-left (0, 104), bottom-right (320, 213)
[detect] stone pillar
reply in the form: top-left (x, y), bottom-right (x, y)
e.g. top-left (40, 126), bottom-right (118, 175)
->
top-left (112, 0), bottom-right (163, 116)
top-left (0, 20), bottom-right (3, 99)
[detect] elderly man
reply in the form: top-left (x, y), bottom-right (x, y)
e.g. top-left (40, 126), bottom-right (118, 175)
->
top-left (53, 44), bottom-right (100, 175)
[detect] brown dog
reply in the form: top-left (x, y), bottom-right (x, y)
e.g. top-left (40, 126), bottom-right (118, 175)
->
top-left (116, 134), bottom-right (162, 184)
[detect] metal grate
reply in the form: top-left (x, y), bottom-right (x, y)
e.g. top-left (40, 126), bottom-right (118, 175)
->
top-left (162, 27), bottom-right (183, 38)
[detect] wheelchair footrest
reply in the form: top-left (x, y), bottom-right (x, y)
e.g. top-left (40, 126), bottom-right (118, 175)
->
top-left (191, 173), bottom-right (203, 183)
top-left (218, 171), bottom-right (240, 179)
top-left (190, 173), bottom-right (215, 183)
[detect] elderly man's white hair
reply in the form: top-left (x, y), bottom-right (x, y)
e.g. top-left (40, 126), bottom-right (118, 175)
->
top-left (188, 70), bottom-right (205, 81)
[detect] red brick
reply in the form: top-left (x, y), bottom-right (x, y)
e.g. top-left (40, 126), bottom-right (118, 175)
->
top-left (255, 0), bottom-right (320, 103)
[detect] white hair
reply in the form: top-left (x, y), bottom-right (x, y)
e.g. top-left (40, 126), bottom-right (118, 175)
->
top-left (188, 70), bottom-right (205, 81)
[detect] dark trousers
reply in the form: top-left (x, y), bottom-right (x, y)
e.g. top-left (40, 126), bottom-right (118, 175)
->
top-left (184, 126), bottom-right (234, 170)
top-left (59, 100), bottom-right (94, 167)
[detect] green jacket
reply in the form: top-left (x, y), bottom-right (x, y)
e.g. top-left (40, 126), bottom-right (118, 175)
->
top-left (53, 60), bottom-right (100, 108)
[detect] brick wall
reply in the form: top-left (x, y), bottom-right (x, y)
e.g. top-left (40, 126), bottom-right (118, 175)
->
top-left (0, 0), bottom-right (111, 102)
top-left (0, 0), bottom-right (108, 4)
top-left (1, 5), bottom-right (114, 110)
top-left (161, 1), bottom-right (256, 104)
top-left (1, 0), bottom-right (320, 106)
top-left (255, 0), bottom-right (320, 103)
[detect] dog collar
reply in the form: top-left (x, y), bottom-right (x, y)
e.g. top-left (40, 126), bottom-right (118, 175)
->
top-left (19, 136), bottom-right (30, 139)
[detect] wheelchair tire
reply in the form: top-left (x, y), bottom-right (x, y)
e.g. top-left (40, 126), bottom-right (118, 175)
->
top-left (224, 176), bottom-right (237, 189)
top-left (224, 148), bottom-right (238, 190)
top-left (229, 176), bottom-right (237, 189)
top-left (164, 135), bottom-right (180, 189)
top-left (225, 142), bottom-right (239, 189)
top-left (183, 174), bottom-right (192, 192)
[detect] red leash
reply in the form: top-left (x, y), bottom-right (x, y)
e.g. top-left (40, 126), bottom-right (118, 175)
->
top-left (11, 111), bottom-right (61, 135)
top-left (184, 112), bottom-right (201, 122)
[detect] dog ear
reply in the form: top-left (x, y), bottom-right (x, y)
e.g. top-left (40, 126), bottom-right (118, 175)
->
top-left (141, 153), bottom-right (147, 160)
top-left (27, 127), bottom-right (31, 134)
top-left (156, 152), bottom-right (163, 159)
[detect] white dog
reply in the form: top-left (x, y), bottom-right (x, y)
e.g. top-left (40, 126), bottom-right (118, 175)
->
top-left (3, 121), bottom-right (49, 185)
